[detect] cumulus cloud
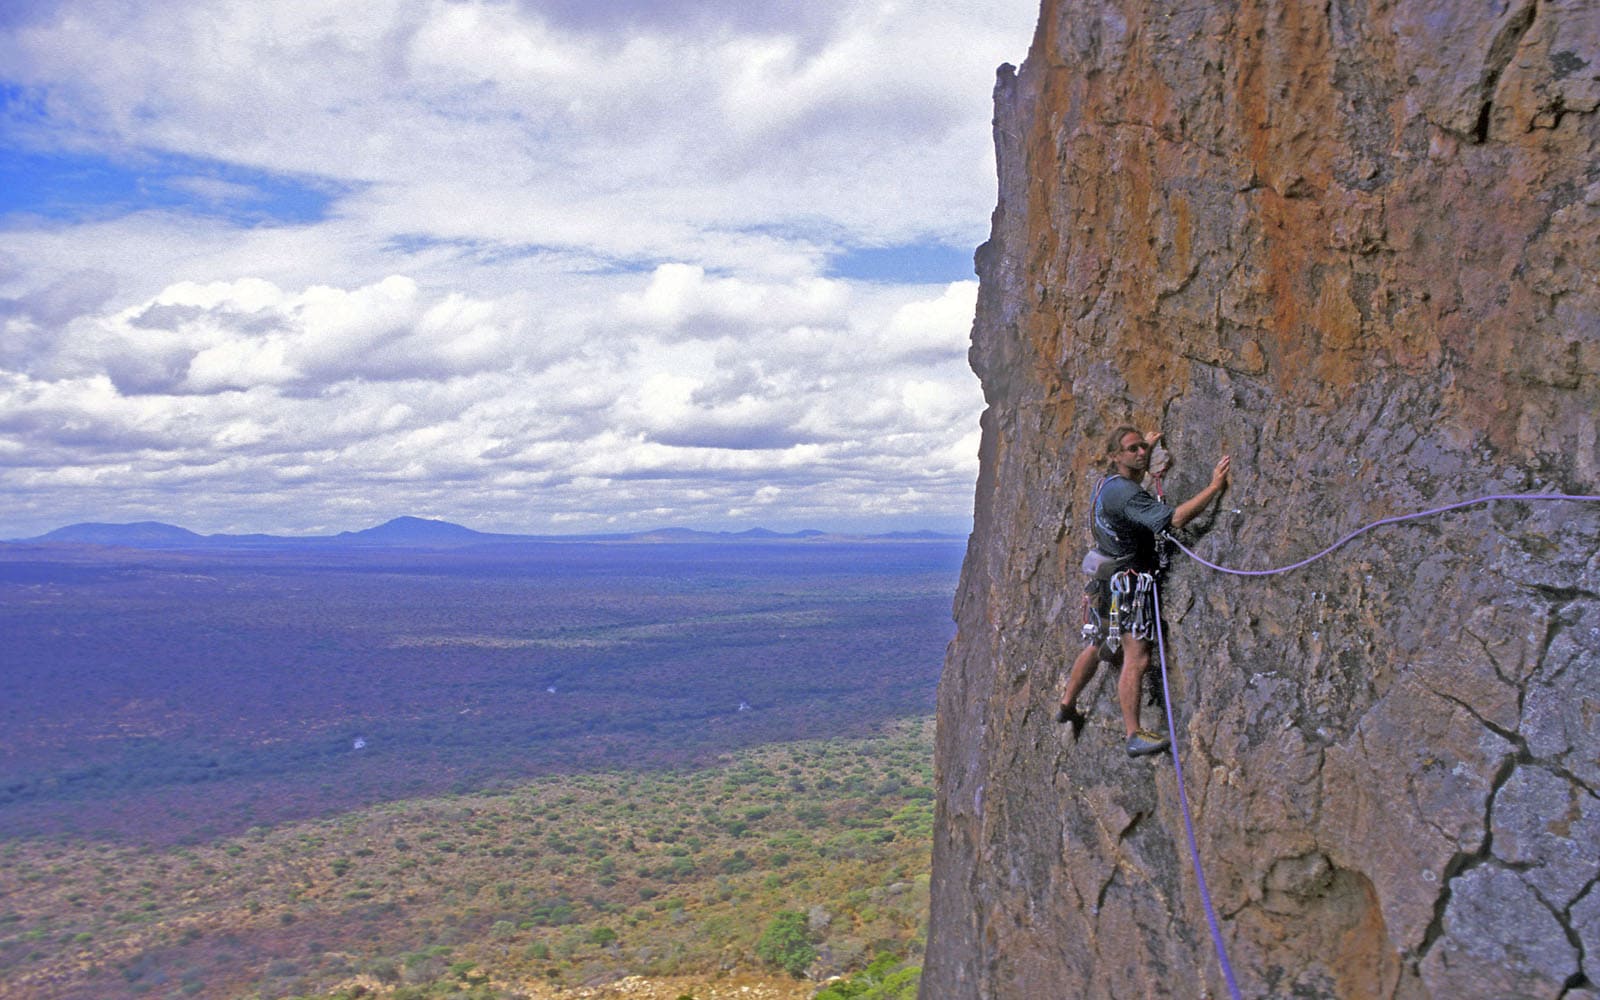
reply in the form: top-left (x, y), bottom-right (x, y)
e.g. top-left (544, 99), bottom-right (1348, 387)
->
top-left (619, 264), bottom-right (850, 337)
top-left (0, 0), bottom-right (1036, 536)
top-left (34, 275), bottom-right (528, 396)
top-left (1, 265), bottom-right (989, 532)
top-left (883, 281), bottom-right (979, 361)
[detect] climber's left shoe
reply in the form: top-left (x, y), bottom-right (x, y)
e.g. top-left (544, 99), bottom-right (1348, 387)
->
top-left (1125, 729), bottom-right (1170, 757)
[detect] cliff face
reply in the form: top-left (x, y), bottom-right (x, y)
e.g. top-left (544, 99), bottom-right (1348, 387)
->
top-left (924, 2), bottom-right (1600, 998)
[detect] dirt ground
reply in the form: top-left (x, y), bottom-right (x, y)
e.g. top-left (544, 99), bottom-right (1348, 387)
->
top-left (520, 973), bottom-right (821, 998)
top-left (331, 972), bottom-right (825, 999)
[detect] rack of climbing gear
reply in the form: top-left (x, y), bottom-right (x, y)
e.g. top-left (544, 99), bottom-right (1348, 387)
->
top-left (1079, 567), bottom-right (1157, 658)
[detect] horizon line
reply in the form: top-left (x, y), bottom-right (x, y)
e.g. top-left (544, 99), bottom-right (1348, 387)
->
top-left (6, 514), bottom-right (971, 546)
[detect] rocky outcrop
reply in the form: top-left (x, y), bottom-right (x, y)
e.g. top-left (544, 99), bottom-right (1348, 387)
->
top-left (925, 2), bottom-right (1599, 997)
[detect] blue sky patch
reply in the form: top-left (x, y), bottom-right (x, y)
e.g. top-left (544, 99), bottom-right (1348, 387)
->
top-left (382, 233), bottom-right (659, 273)
top-left (0, 142), bottom-right (349, 227)
top-left (827, 242), bottom-right (975, 284)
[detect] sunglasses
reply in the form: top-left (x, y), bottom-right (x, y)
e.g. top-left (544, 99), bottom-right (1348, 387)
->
top-left (1122, 442), bottom-right (1151, 453)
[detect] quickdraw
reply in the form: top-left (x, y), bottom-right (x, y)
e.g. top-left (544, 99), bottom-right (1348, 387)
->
top-left (1127, 571), bottom-right (1155, 637)
top-left (1106, 571), bottom-right (1129, 653)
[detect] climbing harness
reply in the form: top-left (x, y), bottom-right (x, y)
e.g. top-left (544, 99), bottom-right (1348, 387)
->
top-left (1147, 490), bottom-right (1600, 1000)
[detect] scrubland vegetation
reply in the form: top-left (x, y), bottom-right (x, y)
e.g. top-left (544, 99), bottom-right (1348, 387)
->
top-left (1, 719), bottom-right (936, 999)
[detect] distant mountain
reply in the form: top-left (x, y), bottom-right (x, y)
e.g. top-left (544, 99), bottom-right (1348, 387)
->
top-left (11, 518), bottom-right (964, 549)
top-left (333, 516), bottom-right (501, 545)
top-left (12, 517), bottom-right (508, 550)
top-left (29, 521), bottom-right (206, 547)
top-left (734, 527), bottom-right (785, 539)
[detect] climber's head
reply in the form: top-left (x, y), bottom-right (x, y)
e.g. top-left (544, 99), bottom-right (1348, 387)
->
top-left (1107, 425), bottom-right (1150, 477)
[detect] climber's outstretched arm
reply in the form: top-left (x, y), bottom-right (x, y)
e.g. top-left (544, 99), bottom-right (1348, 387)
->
top-left (1170, 455), bottom-right (1230, 530)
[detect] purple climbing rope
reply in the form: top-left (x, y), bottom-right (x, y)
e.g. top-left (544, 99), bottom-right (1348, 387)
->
top-left (1165, 492), bottom-right (1600, 576)
top-left (1147, 492), bottom-right (1600, 999)
top-left (1152, 580), bottom-right (1243, 1000)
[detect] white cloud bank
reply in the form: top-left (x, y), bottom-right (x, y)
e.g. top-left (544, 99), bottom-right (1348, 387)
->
top-left (0, 0), bottom-right (1037, 536)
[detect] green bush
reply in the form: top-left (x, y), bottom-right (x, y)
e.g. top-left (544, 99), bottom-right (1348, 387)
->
top-left (755, 911), bottom-right (816, 978)
top-left (367, 957), bottom-right (400, 984)
top-left (814, 954), bottom-right (920, 1000)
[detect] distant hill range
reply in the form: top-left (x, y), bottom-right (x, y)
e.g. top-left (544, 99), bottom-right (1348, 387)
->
top-left (10, 516), bottom-right (963, 550)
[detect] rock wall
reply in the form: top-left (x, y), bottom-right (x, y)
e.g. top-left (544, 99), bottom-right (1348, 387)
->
top-left (924, 2), bottom-right (1600, 997)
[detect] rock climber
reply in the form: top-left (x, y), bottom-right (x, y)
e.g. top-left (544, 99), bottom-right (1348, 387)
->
top-left (1057, 425), bottom-right (1230, 757)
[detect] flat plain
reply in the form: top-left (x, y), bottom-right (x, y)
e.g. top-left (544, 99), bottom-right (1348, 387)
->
top-left (0, 537), bottom-right (963, 998)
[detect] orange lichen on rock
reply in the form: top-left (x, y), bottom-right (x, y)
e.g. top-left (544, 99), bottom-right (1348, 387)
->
top-left (927, 1), bottom-right (1600, 998)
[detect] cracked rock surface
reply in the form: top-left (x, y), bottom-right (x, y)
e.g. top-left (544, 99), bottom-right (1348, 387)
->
top-left (922, 1), bottom-right (1600, 998)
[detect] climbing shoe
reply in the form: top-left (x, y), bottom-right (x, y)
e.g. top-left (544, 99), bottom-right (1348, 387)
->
top-left (1056, 703), bottom-right (1084, 739)
top-left (1125, 729), bottom-right (1170, 757)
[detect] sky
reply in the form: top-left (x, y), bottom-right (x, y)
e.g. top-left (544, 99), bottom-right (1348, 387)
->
top-left (0, 0), bottom-right (1039, 538)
